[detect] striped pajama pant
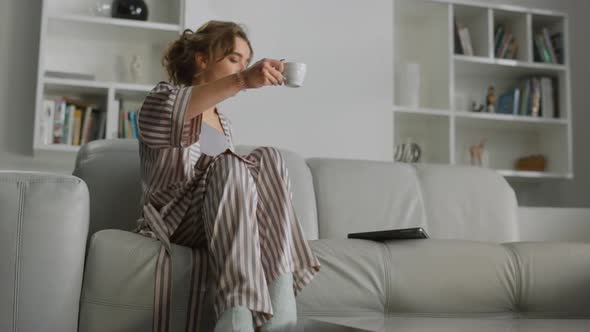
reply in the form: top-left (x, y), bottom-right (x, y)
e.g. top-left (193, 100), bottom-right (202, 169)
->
top-left (141, 146), bottom-right (321, 331)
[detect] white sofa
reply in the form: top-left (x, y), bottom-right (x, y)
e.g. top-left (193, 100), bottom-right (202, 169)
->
top-left (3, 138), bottom-right (589, 332)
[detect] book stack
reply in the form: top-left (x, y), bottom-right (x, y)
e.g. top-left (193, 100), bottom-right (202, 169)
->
top-left (115, 99), bottom-right (140, 139)
top-left (118, 110), bottom-right (140, 139)
top-left (494, 24), bottom-right (519, 59)
top-left (39, 98), bottom-right (106, 146)
top-left (534, 27), bottom-right (562, 64)
top-left (495, 76), bottom-right (557, 118)
top-left (454, 19), bottom-right (474, 56)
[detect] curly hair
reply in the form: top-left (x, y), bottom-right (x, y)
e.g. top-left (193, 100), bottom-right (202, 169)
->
top-left (161, 20), bottom-right (253, 86)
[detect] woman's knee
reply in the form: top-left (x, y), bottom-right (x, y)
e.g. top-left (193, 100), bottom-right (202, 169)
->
top-left (208, 153), bottom-right (253, 181)
top-left (253, 146), bottom-right (286, 168)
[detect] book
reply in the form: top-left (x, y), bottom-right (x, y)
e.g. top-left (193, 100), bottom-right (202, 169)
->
top-left (497, 31), bottom-right (513, 58)
top-left (494, 25), bottom-right (505, 56)
top-left (125, 112), bottom-right (133, 138)
top-left (541, 77), bottom-right (555, 118)
top-left (534, 33), bottom-right (552, 63)
top-left (551, 32), bottom-right (564, 64)
top-left (458, 26), bottom-right (474, 56)
top-left (512, 88), bottom-right (520, 115)
top-left (41, 99), bottom-right (55, 145)
top-left (107, 99), bottom-right (120, 139)
top-left (519, 79), bottom-right (530, 116)
top-left (497, 88), bottom-right (520, 115)
top-left (66, 104), bottom-right (77, 145)
top-left (530, 78), bottom-right (541, 117)
top-left (81, 106), bottom-right (94, 144)
top-left (542, 28), bottom-right (558, 64)
top-left (52, 99), bottom-right (67, 144)
top-left (128, 111), bottom-right (139, 139)
top-left (95, 111), bottom-right (107, 140)
top-left (72, 108), bottom-right (83, 146)
top-left (454, 19), bottom-right (464, 54)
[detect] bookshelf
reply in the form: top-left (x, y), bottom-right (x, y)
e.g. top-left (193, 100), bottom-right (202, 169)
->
top-left (393, 0), bottom-right (572, 180)
top-left (33, 0), bottom-right (184, 152)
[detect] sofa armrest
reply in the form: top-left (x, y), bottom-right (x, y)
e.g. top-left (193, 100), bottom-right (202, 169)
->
top-left (518, 207), bottom-right (590, 242)
top-left (0, 171), bottom-right (89, 331)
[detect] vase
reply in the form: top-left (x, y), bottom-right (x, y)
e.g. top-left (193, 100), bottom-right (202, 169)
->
top-left (89, 0), bottom-right (112, 17)
top-left (397, 63), bottom-right (420, 108)
top-left (111, 0), bottom-right (148, 21)
top-left (129, 54), bottom-right (143, 83)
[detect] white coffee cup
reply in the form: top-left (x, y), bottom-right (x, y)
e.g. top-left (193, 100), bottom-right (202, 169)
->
top-left (282, 62), bottom-right (307, 87)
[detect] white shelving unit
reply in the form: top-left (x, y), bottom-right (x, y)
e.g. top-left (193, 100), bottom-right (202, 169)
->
top-left (33, 0), bottom-right (184, 153)
top-left (393, 0), bottom-right (572, 180)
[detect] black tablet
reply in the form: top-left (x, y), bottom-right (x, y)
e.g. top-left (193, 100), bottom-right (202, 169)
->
top-left (347, 227), bottom-right (429, 241)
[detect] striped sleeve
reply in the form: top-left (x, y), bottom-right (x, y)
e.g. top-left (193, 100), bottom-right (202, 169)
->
top-left (138, 81), bottom-right (202, 149)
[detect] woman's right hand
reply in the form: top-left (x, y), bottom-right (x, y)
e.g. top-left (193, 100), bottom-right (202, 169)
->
top-left (241, 58), bottom-right (285, 89)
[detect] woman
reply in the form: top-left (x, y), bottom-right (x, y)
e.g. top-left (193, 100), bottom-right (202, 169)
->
top-left (134, 20), bottom-right (321, 332)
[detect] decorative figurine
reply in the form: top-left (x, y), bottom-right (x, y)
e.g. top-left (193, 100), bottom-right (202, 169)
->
top-left (486, 85), bottom-right (496, 113)
top-left (471, 101), bottom-right (485, 112)
top-left (469, 138), bottom-right (487, 167)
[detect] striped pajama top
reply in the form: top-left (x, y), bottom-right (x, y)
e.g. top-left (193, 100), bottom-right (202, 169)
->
top-left (134, 80), bottom-right (244, 234)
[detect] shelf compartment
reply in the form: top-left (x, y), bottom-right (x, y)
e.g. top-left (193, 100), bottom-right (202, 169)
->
top-left (492, 9), bottom-right (529, 61)
top-left (394, 0), bottom-right (450, 110)
top-left (46, 15), bottom-right (180, 44)
top-left (47, 14), bottom-right (181, 32)
top-left (455, 116), bottom-right (569, 175)
top-left (393, 106), bottom-right (452, 117)
top-left (44, 18), bottom-right (170, 84)
top-left (497, 169), bottom-right (572, 180)
top-left (452, 5), bottom-right (491, 57)
top-left (46, 0), bottom-right (182, 25)
top-left (531, 13), bottom-right (566, 65)
top-left (455, 111), bottom-right (568, 126)
top-left (394, 111), bottom-right (450, 165)
top-left (453, 57), bottom-right (567, 119)
top-left (35, 144), bottom-right (81, 153)
top-left (454, 55), bottom-right (566, 77)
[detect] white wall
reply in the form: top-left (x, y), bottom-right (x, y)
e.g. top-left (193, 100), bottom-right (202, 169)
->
top-left (185, 0), bottom-right (394, 162)
top-left (0, 0), bottom-right (589, 207)
top-left (0, 0), bottom-right (78, 173)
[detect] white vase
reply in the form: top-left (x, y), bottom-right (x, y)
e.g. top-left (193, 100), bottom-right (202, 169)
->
top-left (89, 0), bottom-right (112, 17)
top-left (129, 55), bottom-right (143, 83)
top-left (397, 63), bottom-right (420, 108)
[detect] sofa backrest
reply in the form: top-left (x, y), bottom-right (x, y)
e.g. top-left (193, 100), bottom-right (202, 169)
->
top-left (306, 158), bottom-right (519, 242)
top-left (74, 139), bottom-right (519, 244)
top-left (413, 164), bottom-right (519, 242)
top-left (306, 158), bottom-right (428, 239)
top-left (73, 140), bottom-right (319, 241)
top-left (73, 139), bottom-right (142, 239)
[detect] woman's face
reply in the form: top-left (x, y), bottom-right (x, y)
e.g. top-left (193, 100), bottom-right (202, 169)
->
top-left (193, 36), bottom-right (251, 84)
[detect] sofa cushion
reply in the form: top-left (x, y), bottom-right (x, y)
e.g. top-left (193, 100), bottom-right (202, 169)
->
top-left (78, 229), bottom-right (217, 332)
top-left (0, 172), bottom-right (89, 332)
top-left (297, 239), bottom-right (387, 317)
top-left (385, 239), bottom-right (517, 315)
top-left (81, 230), bottom-right (590, 332)
top-left (506, 241), bottom-right (590, 318)
top-left (305, 159), bottom-right (427, 239)
top-left (299, 238), bottom-right (590, 319)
